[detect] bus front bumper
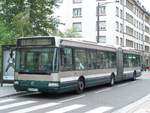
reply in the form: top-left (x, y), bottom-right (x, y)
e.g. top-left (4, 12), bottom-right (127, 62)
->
top-left (14, 80), bottom-right (61, 93)
top-left (14, 80), bottom-right (77, 93)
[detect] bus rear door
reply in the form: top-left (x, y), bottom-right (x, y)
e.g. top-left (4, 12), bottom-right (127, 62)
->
top-left (116, 48), bottom-right (124, 81)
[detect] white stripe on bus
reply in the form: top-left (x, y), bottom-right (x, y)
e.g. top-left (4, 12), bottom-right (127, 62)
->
top-left (60, 72), bottom-right (116, 82)
top-left (124, 71), bottom-right (134, 74)
top-left (85, 73), bottom-right (112, 79)
top-left (9, 103), bottom-right (60, 113)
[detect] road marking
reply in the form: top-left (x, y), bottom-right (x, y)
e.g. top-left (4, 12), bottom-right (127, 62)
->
top-left (85, 106), bottom-right (113, 113)
top-left (0, 99), bottom-right (16, 104)
top-left (131, 81), bottom-right (137, 83)
top-left (95, 88), bottom-right (112, 94)
top-left (112, 94), bottom-right (150, 113)
top-left (0, 101), bottom-right (37, 110)
top-left (116, 83), bottom-right (129, 88)
top-left (46, 104), bottom-right (85, 113)
top-left (59, 95), bottom-right (85, 103)
top-left (9, 103), bottom-right (60, 113)
top-left (134, 108), bottom-right (148, 113)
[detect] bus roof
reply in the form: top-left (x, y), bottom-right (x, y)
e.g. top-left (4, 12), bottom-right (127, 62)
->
top-left (17, 36), bottom-right (141, 54)
top-left (59, 38), bottom-right (117, 52)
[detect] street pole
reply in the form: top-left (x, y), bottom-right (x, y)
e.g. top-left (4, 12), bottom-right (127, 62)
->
top-left (122, 0), bottom-right (125, 47)
top-left (142, 12), bottom-right (145, 67)
top-left (97, 2), bottom-right (100, 43)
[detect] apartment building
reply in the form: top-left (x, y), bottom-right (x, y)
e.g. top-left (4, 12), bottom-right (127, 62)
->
top-left (55, 0), bottom-right (150, 66)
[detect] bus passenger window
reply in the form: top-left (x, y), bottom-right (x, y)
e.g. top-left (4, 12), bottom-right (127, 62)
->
top-left (75, 49), bottom-right (86, 70)
top-left (61, 48), bottom-right (73, 71)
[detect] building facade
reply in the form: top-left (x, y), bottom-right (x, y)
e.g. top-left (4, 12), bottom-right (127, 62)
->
top-left (55, 0), bottom-right (150, 66)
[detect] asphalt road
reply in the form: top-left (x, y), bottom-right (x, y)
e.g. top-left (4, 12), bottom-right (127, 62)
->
top-left (0, 71), bottom-right (150, 113)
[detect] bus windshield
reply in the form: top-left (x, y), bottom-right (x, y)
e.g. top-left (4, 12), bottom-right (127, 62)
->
top-left (15, 48), bottom-right (58, 74)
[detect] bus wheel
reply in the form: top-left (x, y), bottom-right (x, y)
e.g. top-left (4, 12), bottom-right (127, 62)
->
top-left (132, 72), bottom-right (136, 81)
top-left (76, 78), bottom-right (85, 94)
top-left (110, 75), bottom-right (115, 86)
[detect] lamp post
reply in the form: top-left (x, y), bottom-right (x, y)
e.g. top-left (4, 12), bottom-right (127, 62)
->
top-left (142, 12), bottom-right (145, 67)
top-left (97, 0), bottom-right (119, 43)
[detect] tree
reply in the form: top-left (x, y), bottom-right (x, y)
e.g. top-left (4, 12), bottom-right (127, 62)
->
top-left (0, 0), bottom-right (59, 37)
top-left (0, 19), bottom-right (16, 45)
top-left (59, 27), bottom-right (82, 38)
top-left (28, 0), bottom-right (59, 35)
top-left (12, 9), bottom-right (32, 37)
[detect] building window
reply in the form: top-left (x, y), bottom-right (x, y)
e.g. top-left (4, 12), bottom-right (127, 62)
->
top-left (73, 0), bottom-right (82, 3)
top-left (73, 8), bottom-right (82, 17)
top-left (120, 9), bottom-right (123, 19)
top-left (73, 22), bottom-right (82, 32)
top-left (97, 6), bottom-right (106, 16)
top-left (139, 11), bottom-right (143, 19)
top-left (97, 36), bottom-right (106, 43)
top-left (134, 19), bottom-right (136, 27)
top-left (120, 23), bottom-right (123, 33)
top-left (120, 0), bottom-right (123, 5)
top-left (126, 12), bottom-right (133, 24)
top-left (116, 7), bottom-right (119, 17)
top-left (126, 0), bottom-right (133, 11)
top-left (97, 21), bottom-right (106, 31)
top-left (145, 46), bottom-right (149, 52)
top-left (145, 15), bottom-right (150, 24)
top-left (145, 35), bottom-right (150, 43)
top-left (126, 26), bottom-right (133, 36)
top-left (116, 21), bottom-right (119, 31)
top-left (134, 43), bottom-right (138, 50)
top-left (145, 26), bottom-right (149, 34)
top-left (126, 39), bottom-right (133, 47)
top-left (133, 30), bottom-right (136, 38)
top-left (120, 38), bottom-right (123, 46)
top-left (116, 36), bottom-right (119, 45)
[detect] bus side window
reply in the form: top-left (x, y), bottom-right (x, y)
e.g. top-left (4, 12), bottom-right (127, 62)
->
top-left (61, 48), bottom-right (73, 71)
top-left (74, 49), bottom-right (86, 70)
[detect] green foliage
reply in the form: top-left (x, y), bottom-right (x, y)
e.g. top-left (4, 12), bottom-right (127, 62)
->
top-left (0, 19), bottom-right (16, 45)
top-left (0, 0), bottom-right (59, 37)
top-left (56, 27), bottom-right (82, 38)
top-left (12, 9), bottom-right (32, 37)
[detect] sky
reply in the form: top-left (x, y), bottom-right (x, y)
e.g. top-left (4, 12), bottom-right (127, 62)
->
top-left (139, 0), bottom-right (150, 12)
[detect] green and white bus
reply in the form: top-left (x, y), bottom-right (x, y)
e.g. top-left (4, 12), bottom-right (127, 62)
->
top-left (14, 36), bottom-right (141, 93)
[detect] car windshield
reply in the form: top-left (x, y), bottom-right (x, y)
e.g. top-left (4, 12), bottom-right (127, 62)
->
top-left (15, 48), bottom-right (58, 74)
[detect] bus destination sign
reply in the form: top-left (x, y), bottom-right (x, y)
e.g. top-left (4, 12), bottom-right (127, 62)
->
top-left (17, 37), bottom-right (55, 46)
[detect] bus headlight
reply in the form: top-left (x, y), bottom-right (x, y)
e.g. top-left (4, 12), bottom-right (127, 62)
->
top-left (14, 81), bottom-right (19, 85)
top-left (48, 83), bottom-right (59, 87)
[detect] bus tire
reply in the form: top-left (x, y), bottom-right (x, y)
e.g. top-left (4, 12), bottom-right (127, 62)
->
top-left (132, 71), bottom-right (136, 81)
top-left (76, 78), bottom-right (85, 94)
top-left (110, 75), bottom-right (115, 86)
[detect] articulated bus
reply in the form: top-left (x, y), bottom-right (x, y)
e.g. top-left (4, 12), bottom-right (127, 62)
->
top-left (14, 36), bottom-right (141, 93)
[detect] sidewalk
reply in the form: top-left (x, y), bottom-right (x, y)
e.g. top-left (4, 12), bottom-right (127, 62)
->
top-left (127, 99), bottom-right (150, 113)
top-left (0, 84), bottom-right (19, 98)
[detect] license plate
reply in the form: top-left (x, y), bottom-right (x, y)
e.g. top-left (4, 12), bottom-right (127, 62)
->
top-left (28, 88), bottom-right (38, 92)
